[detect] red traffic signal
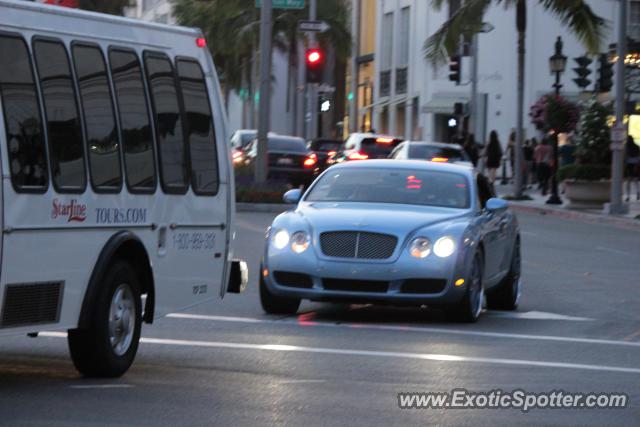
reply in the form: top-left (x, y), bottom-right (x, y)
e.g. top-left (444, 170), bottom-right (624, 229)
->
top-left (306, 48), bottom-right (324, 83)
top-left (306, 48), bottom-right (322, 64)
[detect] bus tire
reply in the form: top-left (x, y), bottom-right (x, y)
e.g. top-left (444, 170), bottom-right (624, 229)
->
top-left (68, 260), bottom-right (142, 378)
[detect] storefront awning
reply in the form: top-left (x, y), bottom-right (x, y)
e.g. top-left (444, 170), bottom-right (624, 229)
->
top-left (422, 94), bottom-right (469, 114)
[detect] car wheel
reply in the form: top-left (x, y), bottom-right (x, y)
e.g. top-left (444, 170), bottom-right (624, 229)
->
top-left (260, 266), bottom-right (301, 315)
top-left (486, 237), bottom-right (521, 311)
top-left (68, 260), bottom-right (142, 378)
top-left (446, 252), bottom-right (484, 323)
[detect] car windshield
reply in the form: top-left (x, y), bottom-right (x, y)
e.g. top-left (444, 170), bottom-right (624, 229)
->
top-left (408, 145), bottom-right (469, 162)
top-left (269, 137), bottom-right (308, 153)
top-left (310, 140), bottom-right (341, 152)
top-left (306, 168), bottom-right (470, 209)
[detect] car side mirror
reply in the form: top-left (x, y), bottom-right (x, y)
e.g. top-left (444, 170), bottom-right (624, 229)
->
top-left (283, 189), bottom-right (302, 204)
top-left (485, 198), bottom-right (508, 213)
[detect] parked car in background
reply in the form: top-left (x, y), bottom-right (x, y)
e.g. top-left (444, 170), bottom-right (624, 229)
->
top-left (241, 135), bottom-right (319, 186)
top-left (307, 138), bottom-right (343, 171)
top-left (330, 133), bottom-right (404, 164)
top-left (230, 129), bottom-right (256, 151)
top-left (390, 141), bottom-right (473, 168)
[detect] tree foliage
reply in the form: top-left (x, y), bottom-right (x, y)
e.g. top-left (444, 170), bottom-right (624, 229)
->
top-left (171, 0), bottom-right (351, 95)
top-left (424, 0), bottom-right (606, 66)
top-left (574, 98), bottom-right (611, 165)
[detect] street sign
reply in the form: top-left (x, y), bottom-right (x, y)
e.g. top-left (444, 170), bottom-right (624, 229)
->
top-left (610, 123), bottom-right (627, 143)
top-left (255, 0), bottom-right (305, 9)
top-left (298, 20), bottom-right (330, 33)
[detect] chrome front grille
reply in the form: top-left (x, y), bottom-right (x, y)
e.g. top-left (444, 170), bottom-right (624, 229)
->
top-left (319, 231), bottom-right (397, 259)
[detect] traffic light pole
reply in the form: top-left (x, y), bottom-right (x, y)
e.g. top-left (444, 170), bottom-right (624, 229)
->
top-left (606, 0), bottom-right (629, 215)
top-left (305, 0), bottom-right (318, 141)
top-left (256, 0), bottom-right (272, 184)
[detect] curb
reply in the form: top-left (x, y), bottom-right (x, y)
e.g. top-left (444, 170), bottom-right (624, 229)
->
top-left (236, 203), bottom-right (290, 213)
top-left (507, 202), bottom-right (640, 231)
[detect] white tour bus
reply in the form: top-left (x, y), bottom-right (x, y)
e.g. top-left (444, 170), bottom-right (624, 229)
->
top-left (0, 0), bottom-right (246, 377)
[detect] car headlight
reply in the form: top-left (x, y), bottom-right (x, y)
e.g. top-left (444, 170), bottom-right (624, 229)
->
top-left (433, 236), bottom-right (456, 258)
top-left (290, 231), bottom-right (310, 254)
top-left (409, 237), bottom-right (431, 259)
top-left (272, 229), bottom-right (290, 250)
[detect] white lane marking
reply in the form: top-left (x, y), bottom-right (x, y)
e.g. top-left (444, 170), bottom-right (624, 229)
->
top-left (487, 311), bottom-right (593, 321)
top-left (279, 379), bottom-right (326, 384)
top-left (36, 332), bottom-right (640, 375)
top-left (165, 313), bottom-right (640, 348)
top-left (596, 246), bottom-right (631, 256)
top-left (70, 384), bottom-right (134, 389)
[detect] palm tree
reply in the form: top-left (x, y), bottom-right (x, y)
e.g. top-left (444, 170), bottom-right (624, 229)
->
top-left (424, 0), bottom-right (606, 198)
top-left (172, 0), bottom-right (350, 130)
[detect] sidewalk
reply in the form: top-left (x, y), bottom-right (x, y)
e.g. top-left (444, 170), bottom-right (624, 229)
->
top-left (495, 182), bottom-right (640, 230)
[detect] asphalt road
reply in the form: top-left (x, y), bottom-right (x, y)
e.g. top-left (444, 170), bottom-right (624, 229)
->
top-left (0, 211), bottom-right (639, 426)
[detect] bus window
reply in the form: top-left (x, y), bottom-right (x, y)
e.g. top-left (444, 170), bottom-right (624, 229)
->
top-left (144, 52), bottom-right (188, 194)
top-left (176, 59), bottom-right (219, 196)
top-left (0, 34), bottom-right (48, 191)
top-left (33, 38), bottom-right (86, 192)
top-left (109, 49), bottom-right (156, 192)
top-left (72, 44), bottom-right (122, 192)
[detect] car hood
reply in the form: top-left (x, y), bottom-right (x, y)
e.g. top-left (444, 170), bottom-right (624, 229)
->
top-left (296, 202), bottom-right (470, 237)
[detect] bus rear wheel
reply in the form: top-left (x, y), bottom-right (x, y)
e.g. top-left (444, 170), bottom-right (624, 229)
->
top-left (68, 260), bottom-right (142, 378)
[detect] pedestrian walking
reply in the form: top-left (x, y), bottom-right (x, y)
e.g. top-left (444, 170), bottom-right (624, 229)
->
top-left (530, 137), bottom-right (538, 185)
top-left (534, 138), bottom-right (553, 196)
top-left (506, 129), bottom-right (516, 177)
top-left (484, 130), bottom-right (503, 185)
top-left (464, 133), bottom-right (479, 167)
top-left (625, 135), bottom-right (640, 201)
top-left (558, 135), bottom-right (576, 167)
top-left (523, 139), bottom-right (534, 189)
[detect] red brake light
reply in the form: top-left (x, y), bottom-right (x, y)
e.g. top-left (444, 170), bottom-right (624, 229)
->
top-left (196, 37), bottom-right (207, 48)
top-left (431, 157), bottom-right (449, 163)
top-left (232, 149), bottom-right (243, 164)
top-left (376, 137), bottom-right (395, 144)
top-left (304, 153), bottom-right (317, 168)
top-left (347, 151), bottom-right (369, 161)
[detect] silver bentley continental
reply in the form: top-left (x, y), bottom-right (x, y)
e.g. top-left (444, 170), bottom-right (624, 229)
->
top-left (260, 160), bottom-right (521, 322)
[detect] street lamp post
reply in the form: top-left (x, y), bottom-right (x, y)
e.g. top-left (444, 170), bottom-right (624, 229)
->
top-left (546, 36), bottom-right (567, 205)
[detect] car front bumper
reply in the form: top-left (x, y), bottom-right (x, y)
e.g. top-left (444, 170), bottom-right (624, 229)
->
top-left (263, 247), bottom-right (471, 306)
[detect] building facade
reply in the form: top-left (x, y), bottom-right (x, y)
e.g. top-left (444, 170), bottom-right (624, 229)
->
top-left (355, 0), bottom-right (625, 146)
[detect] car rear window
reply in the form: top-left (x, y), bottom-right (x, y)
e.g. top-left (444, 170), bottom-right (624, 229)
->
top-left (241, 132), bottom-right (256, 147)
top-left (408, 145), bottom-right (469, 162)
top-left (310, 140), bottom-right (341, 152)
top-left (306, 167), bottom-right (470, 209)
top-left (361, 138), bottom-right (403, 158)
top-left (269, 137), bottom-right (307, 153)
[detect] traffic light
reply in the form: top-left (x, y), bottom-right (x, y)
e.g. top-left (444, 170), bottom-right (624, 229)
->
top-left (306, 48), bottom-right (324, 83)
top-left (572, 55), bottom-right (592, 89)
top-left (597, 54), bottom-right (614, 93)
top-left (448, 55), bottom-right (461, 85)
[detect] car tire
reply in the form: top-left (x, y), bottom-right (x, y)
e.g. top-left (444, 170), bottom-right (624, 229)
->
top-left (260, 267), bottom-right (301, 315)
top-left (445, 252), bottom-right (484, 323)
top-left (68, 260), bottom-right (142, 378)
top-left (486, 237), bottom-right (521, 311)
